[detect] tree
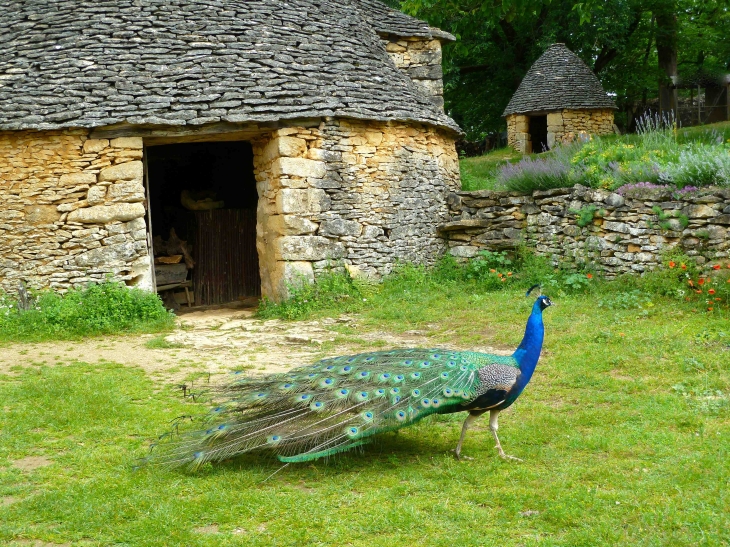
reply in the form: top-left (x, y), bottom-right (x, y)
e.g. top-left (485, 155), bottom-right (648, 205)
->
top-left (393, 0), bottom-right (730, 140)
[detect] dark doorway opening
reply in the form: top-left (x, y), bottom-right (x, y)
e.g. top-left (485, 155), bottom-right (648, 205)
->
top-left (529, 115), bottom-right (548, 153)
top-left (146, 141), bottom-right (261, 306)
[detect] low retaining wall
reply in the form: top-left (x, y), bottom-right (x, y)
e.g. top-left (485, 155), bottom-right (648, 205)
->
top-left (441, 185), bottom-right (730, 275)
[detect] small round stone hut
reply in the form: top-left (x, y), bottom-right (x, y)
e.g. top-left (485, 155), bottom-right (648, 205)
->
top-left (503, 43), bottom-right (616, 153)
top-left (0, 0), bottom-right (462, 304)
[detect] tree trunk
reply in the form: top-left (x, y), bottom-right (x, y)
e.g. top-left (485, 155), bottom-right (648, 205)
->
top-left (654, 5), bottom-right (678, 116)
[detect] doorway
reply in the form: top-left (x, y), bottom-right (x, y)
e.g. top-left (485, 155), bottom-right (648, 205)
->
top-left (529, 115), bottom-right (548, 153)
top-left (145, 141), bottom-right (261, 306)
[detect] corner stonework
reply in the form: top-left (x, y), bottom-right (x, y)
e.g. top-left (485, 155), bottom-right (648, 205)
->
top-left (253, 119), bottom-right (460, 302)
top-left (0, 130), bottom-right (152, 293)
top-left (383, 37), bottom-right (446, 109)
top-left (253, 129), bottom-right (342, 301)
top-left (506, 114), bottom-right (531, 153)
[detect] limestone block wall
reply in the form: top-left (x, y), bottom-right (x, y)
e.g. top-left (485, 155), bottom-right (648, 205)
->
top-left (0, 130), bottom-right (152, 293)
top-left (507, 109), bottom-right (615, 153)
top-left (442, 186), bottom-right (730, 276)
top-left (506, 114), bottom-right (531, 153)
top-left (253, 118), bottom-right (460, 300)
top-left (546, 108), bottom-right (614, 147)
top-left (383, 37), bottom-right (445, 109)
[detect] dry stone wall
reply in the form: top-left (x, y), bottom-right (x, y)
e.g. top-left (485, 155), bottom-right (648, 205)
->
top-left (253, 118), bottom-right (460, 300)
top-left (1, 119), bottom-right (458, 302)
top-left (507, 108), bottom-right (615, 153)
top-left (383, 37), bottom-right (445, 109)
top-left (547, 109), bottom-right (615, 147)
top-left (0, 130), bottom-right (152, 293)
top-left (442, 185), bottom-right (730, 275)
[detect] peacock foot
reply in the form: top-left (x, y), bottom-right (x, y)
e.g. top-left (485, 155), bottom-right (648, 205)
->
top-left (496, 448), bottom-right (523, 462)
top-left (452, 449), bottom-right (474, 461)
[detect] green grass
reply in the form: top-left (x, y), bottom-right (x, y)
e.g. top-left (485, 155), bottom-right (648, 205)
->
top-left (2, 264), bottom-right (730, 545)
top-left (678, 120), bottom-right (730, 143)
top-left (460, 147), bottom-right (522, 191)
top-left (0, 282), bottom-right (175, 342)
top-left (145, 334), bottom-right (184, 349)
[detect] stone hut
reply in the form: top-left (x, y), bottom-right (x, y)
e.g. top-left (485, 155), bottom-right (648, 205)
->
top-left (503, 43), bottom-right (616, 154)
top-left (0, 0), bottom-right (461, 304)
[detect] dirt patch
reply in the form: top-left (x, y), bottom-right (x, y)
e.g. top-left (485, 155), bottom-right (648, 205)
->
top-left (193, 524), bottom-right (219, 534)
top-left (11, 456), bottom-right (52, 472)
top-left (12, 541), bottom-right (70, 547)
top-left (0, 307), bottom-right (508, 386)
top-left (2, 496), bottom-right (18, 506)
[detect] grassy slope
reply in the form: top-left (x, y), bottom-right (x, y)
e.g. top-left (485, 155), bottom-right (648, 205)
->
top-left (1, 288), bottom-right (729, 546)
top-left (459, 120), bottom-right (730, 192)
top-left (459, 147), bottom-right (521, 191)
top-left (678, 120), bottom-right (730, 142)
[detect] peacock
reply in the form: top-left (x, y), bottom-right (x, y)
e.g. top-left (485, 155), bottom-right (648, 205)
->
top-left (149, 287), bottom-right (552, 469)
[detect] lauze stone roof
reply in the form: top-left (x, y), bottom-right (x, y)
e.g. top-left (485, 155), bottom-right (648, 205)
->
top-left (0, 0), bottom-right (460, 133)
top-left (503, 43), bottom-right (616, 116)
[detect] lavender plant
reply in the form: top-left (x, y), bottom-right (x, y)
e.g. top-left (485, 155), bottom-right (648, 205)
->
top-left (660, 143), bottom-right (730, 187)
top-left (495, 142), bottom-right (580, 192)
top-left (495, 154), bottom-right (574, 192)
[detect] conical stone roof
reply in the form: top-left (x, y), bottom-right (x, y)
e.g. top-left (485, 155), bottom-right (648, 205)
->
top-left (0, 0), bottom-right (460, 133)
top-left (503, 43), bottom-right (616, 116)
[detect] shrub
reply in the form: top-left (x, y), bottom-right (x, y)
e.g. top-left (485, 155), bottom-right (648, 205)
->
top-left (0, 282), bottom-right (174, 341)
top-left (495, 148), bottom-right (577, 192)
top-left (569, 136), bottom-right (678, 190)
top-left (659, 142), bottom-right (730, 187)
top-left (257, 270), bottom-right (364, 320)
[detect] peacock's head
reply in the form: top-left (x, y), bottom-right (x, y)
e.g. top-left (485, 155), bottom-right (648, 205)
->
top-left (526, 284), bottom-right (553, 311)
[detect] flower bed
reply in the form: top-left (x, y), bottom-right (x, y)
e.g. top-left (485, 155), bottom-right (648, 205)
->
top-left (491, 118), bottom-right (730, 193)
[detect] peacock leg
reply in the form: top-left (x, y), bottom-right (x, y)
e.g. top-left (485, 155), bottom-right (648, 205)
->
top-left (453, 411), bottom-right (485, 461)
top-left (490, 409), bottom-right (522, 462)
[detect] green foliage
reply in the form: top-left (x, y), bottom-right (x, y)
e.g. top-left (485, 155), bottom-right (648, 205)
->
top-left (0, 282), bottom-right (174, 342)
top-left (611, 251), bottom-right (730, 311)
top-left (461, 121), bottom-right (730, 192)
top-left (459, 148), bottom-right (521, 191)
top-left (569, 135), bottom-right (674, 189)
top-left (660, 141), bottom-right (730, 188)
top-left (145, 335), bottom-right (183, 349)
top-left (397, 0), bottom-right (730, 140)
top-left (439, 251), bottom-right (520, 290)
top-left (596, 289), bottom-right (653, 310)
top-left (569, 204), bottom-right (598, 227)
top-left (651, 206), bottom-right (689, 231)
top-left (257, 270), bottom-right (365, 320)
top-left (257, 249), bottom-right (602, 322)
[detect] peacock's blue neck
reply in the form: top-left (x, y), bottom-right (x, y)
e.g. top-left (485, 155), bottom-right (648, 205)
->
top-left (511, 300), bottom-right (545, 388)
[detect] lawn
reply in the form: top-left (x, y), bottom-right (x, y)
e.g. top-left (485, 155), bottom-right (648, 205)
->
top-left (1, 271), bottom-right (729, 546)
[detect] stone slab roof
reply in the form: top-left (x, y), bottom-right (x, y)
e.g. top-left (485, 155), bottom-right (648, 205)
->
top-left (0, 0), bottom-right (460, 133)
top-left (503, 43), bottom-right (616, 116)
top-left (354, 0), bottom-right (455, 41)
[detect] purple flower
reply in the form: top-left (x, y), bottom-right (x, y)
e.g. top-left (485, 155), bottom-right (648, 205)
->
top-left (673, 185), bottom-right (700, 195)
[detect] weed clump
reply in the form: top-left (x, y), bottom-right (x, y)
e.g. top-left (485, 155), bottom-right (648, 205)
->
top-left (257, 247), bottom-right (730, 322)
top-left (0, 282), bottom-right (174, 342)
top-left (256, 270), bottom-right (365, 320)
